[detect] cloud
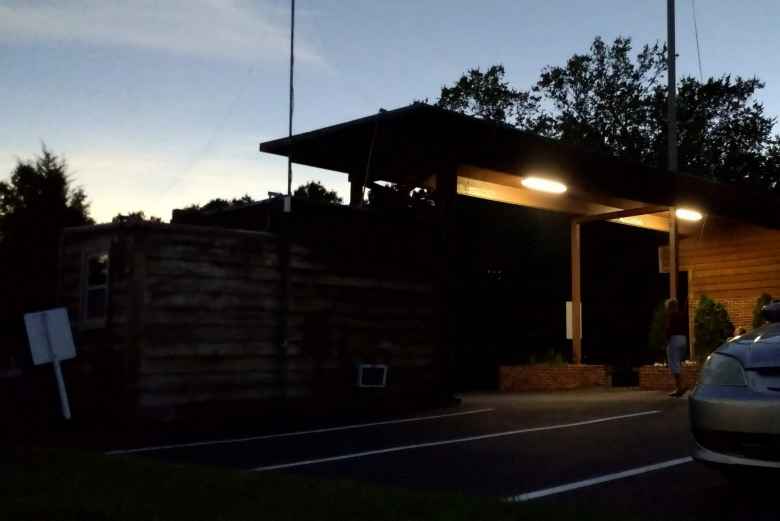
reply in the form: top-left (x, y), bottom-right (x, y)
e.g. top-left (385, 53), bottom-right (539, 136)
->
top-left (0, 0), bottom-right (323, 64)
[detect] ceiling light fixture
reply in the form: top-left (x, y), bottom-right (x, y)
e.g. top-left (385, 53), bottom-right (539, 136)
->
top-left (675, 208), bottom-right (703, 222)
top-left (520, 176), bottom-right (567, 194)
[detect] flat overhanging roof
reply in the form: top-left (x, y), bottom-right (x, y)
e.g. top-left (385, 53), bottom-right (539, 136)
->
top-left (260, 103), bottom-right (780, 231)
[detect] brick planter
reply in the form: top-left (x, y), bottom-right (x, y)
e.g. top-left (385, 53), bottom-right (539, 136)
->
top-left (499, 364), bottom-right (609, 392)
top-left (639, 364), bottom-right (700, 391)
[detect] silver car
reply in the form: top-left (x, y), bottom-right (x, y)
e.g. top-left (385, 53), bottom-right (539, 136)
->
top-left (690, 303), bottom-right (780, 471)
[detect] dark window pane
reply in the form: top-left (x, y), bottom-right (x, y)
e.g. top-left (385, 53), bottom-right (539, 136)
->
top-left (86, 287), bottom-right (107, 319)
top-left (88, 254), bottom-right (109, 287)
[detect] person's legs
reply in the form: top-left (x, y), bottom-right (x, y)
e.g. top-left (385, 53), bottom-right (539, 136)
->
top-left (667, 336), bottom-right (686, 397)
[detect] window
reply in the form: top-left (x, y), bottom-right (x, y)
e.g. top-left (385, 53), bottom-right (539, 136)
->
top-left (83, 252), bottom-right (109, 323)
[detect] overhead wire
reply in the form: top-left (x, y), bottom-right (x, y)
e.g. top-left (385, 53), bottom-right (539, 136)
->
top-left (691, 0), bottom-right (704, 82)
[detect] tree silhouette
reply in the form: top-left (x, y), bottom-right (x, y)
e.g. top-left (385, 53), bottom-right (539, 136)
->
top-left (436, 36), bottom-right (780, 191)
top-left (180, 194), bottom-right (257, 213)
top-left (0, 146), bottom-right (92, 366)
top-left (112, 211), bottom-right (163, 224)
top-left (293, 181), bottom-right (343, 205)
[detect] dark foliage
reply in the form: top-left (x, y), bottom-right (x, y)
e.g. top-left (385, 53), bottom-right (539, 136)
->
top-left (181, 194), bottom-right (257, 214)
top-left (436, 36), bottom-right (780, 191)
top-left (112, 211), bottom-right (162, 224)
top-left (693, 295), bottom-right (734, 361)
top-left (0, 146), bottom-right (92, 366)
top-left (293, 181), bottom-right (343, 205)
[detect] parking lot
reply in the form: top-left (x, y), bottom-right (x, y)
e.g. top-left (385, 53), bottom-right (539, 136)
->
top-left (107, 390), bottom-right (776, 520)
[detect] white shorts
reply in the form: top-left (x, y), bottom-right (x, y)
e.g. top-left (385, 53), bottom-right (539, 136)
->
top-left (666, 335), bottom-right (687, 375)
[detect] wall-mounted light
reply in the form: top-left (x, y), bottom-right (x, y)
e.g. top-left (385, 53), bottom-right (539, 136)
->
top-left (520, 176), bottom-right (567, 194)
top-left (675, 208), bottom-right (703, 222)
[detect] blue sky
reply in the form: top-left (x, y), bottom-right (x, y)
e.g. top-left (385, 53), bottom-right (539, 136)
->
top-left (2, 0), bottom-right (779, 223)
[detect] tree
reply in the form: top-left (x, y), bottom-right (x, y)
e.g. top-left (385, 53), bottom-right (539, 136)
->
top-left (112, 211), bottom-right (163, 224)
top-left (437, 65), bottom-right (543, 130)
top-left (293, 181), bottom-right (343, 205)
top-left (181, 194), bottom-right (257, 213)
top-left (0, 146), bottom-right (92, 365)
top-left (435, 36), bottom-right (780, 191)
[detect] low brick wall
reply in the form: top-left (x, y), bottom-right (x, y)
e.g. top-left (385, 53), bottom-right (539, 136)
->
top-left (499, 364), bottom-right (609, 392)
top-left (639, 364), bottom-right (700, 391)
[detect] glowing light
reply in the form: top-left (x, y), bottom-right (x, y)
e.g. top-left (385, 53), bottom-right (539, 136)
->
top-left (520, 176), bottom-right (567, 194)
top-left (675, 208), bottom-right (703, 222)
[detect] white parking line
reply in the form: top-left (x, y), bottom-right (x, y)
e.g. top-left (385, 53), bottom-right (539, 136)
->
top-left (506, 456), bottom-right (694, 502)
top-left (105, 408), bottom-right (495, 455)
top-left (251, 410), bottom-right (661, 472)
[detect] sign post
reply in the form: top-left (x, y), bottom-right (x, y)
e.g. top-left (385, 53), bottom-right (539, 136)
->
top-left (24, 308), bottom-right (77, 420)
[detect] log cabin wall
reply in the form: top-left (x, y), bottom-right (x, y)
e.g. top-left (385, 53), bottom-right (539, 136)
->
top-left (60, 220), bottom-right (439, 421)
top-left (661, 222), bottom-right (780, 347)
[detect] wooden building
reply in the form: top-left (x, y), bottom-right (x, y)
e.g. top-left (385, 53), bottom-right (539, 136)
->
top-left (260, 103), bottom-right (780, 365)
top-left (59, 201), bottom-right (442, 421)
top-left (661, 223), bottom-right (780, 347)
top-left (58, 103), bottom-right (780, 418)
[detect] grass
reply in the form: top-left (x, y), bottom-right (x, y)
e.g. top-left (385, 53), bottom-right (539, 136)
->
top-left (0, 446), bottom-right (636, 521)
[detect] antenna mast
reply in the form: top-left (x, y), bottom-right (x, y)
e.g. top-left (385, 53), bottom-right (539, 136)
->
top-left (667, 0), bottom-right (677, 173)
top-left (286, 0), bottom-right (295, 205)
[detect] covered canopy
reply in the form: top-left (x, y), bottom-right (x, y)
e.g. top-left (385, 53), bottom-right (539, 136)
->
top-left (260, 103), bottom-right (780, 232)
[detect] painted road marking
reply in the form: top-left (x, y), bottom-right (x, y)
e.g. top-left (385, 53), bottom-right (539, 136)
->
top-left (251, 410), bottom-right (661, 472)
top-left (507, 456), bottom-right (694, 502)
top-left (106, 408), bottom-right (495, 455)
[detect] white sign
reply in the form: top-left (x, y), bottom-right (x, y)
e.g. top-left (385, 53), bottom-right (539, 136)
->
top-left (565, 301), bottom-right (583, 340)
top-left (24, 308), bottom-right (76, 419)
top-left (25, 308), bottom-right (76, 365)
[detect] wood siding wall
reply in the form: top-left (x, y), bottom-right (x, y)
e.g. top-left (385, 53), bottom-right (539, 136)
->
top-left (60, 223), bottom-right (439, 419)
top-left (661, 222), bottom-right (780, 343)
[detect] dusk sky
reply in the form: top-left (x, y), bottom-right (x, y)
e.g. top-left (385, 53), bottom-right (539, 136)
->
top-left (2, 0), bottom-right (779, 223)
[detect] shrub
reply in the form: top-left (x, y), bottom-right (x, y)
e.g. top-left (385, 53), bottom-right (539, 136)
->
top-left (752, 293), bottom-right (773, 329)
top-left (648, 301), bottom-right (668, 363)
top-left (528, 348), bottom-right (566, 366)
top-left (693, 295), bottom-right (734, 361)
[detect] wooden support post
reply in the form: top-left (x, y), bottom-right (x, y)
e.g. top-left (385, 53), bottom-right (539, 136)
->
top-left (349, 174), bottom-right (364, 207)
top-left (436, 165), bottom-right (458, 397)
top-left (571, 221), bottom-right (582, 365)
top-left (669, 208), bottom-right (678, 302)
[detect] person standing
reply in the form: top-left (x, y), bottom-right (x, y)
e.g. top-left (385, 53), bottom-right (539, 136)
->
top-left (665, 299), bottom-right (688, 397)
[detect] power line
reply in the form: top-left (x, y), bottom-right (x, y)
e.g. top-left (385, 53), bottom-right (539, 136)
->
top-left (691, 0), bottom-right (704, 82)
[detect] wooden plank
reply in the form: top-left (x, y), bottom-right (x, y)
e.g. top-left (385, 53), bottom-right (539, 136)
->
top-left (142, 342), bottom-right (279, 359)
top-left (574, 206), bottom-right (668, 224)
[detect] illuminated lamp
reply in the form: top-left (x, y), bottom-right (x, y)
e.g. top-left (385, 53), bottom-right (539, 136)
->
top-left (520, 176), bottom-right (567, 194)
top-left (675, 208), bottom-right (703, 222)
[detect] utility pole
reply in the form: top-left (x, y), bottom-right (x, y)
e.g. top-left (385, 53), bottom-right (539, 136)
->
top-left (667, 0), bottom-right (679, 303)
top-left (286, 0), bottom-right (295, 206)
top-left (667, 0), bottom-right (677, 174)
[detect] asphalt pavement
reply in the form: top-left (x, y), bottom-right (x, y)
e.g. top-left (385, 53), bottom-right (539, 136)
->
top-left (108, 389), bottom-right (778, 520)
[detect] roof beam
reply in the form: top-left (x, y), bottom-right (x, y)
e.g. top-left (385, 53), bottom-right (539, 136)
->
top-left (574, 206), bottom-right (669, 224)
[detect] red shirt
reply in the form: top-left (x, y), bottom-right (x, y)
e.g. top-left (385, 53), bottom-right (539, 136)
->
top-left (665, 310), bottom-right (687, 338)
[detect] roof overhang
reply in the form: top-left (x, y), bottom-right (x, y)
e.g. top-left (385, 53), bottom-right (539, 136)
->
top-left (260, 103), bottom-right (780, 232)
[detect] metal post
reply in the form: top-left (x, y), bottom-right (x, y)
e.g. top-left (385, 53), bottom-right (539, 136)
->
top-left (667, 0), bottom-right (678, 173)
top-left (571, 221), bottom-right (582, 365)
top-left (42, 313), bottom-right (71, 419)
top-left (287, 0), bottom-right (295, 201)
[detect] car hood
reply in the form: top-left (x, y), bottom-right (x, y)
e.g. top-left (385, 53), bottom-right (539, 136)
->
top-left (717, 323), bottom-right (780, 369)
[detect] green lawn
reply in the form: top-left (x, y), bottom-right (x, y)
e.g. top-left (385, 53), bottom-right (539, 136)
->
top-left (2, 447), bottom-right (629, 521)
